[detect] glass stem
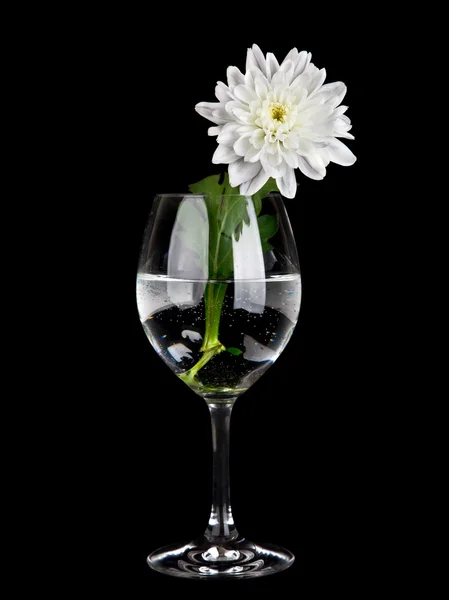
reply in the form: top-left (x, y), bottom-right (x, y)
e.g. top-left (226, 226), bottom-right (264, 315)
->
top-left (205, 401), bottom-right (239, 543)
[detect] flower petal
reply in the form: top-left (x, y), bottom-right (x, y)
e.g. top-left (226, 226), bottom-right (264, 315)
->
top-left (208, 126), bottom-right (222, 136)
top-left (240, 166), bottom-right (269, 196)
top-left (333, 105), bottom-right (349, 118)
top-left (290, 72), bottom-right (310, 95)
top-left (333, 115), bottom-right (354, 139)
top-left (225, 100), bottom-right (249, 116)
top-left (212, 144), bottom-right (239, 164)
top-left (266, 140), bottom-right (279, 155)
top-left (254, 75), bottom-right (269, 99)
top-left (212, 107), bottom-right (233, 124)
top-left (232, 108), bottom-right (253, 124)
top-left (250, 129), bottom-right (265, 150)
top-left (277, 167), bottom-right (297, 199)
top-left (217, 122), bottom-right (240, 145)
top-left (297, 102), bottom-right (333, 121)
top-left (267, 146), bottom-right (282, 165)
top-left (260, 150), bottom-right (284, 178)
top-left (271, 69), bottom-right (286, 89)
top-left (227, 66), bottom-right (245, 90)
top-left (308, 68), bottom-right (327, 96)
top-left (266, 52), bottom-right (280, 81)
top-left (280, 146), bottom-right (299, 168)
top-left (335, 130), bottom-right (355, 140)
top-left (215, 82), bottom-right (231, 103)
top-left (244, 145), bottom-right (261, 163)
top-left (246, 48), bottom-right (259, 73)
top-left (195, 102), bottom-right (223, 124)
top-left (297, 155), bottom-right (325, 180)
top-left (245, 69), bottom-right (255, 89)
top-left (251, 44), bottom-right (267, 76)
top-left (296, 137), bottom-right (317, 155)
top-left (308, 153), bottom-right (326, 175)
top-left (229, 158), bottom-right (262, 187)
top-left (292, 51), bottom-right (311, 79)
top-left (274, 59), bottom-right (295, 86)
top-left (237, 124), bottom-right (258, 134)
top-left (281, 47), bottom-right (298, 67)
top-left (234, 84), bottom-right (258, 104)
top-left (312, 82), bottom-right (347, 107)
top-left (283, 132), bottom-right (300, 150)
top-left (326, 138), bottom-right (357, 166)
top-left (233, 134), bottom-right (252, 157)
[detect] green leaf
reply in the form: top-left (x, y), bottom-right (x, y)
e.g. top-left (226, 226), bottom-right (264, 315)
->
top-left (189, 174), bottom-right (251, 279)
top-left (258, 213), bottom-right (278, 254)
top-left (187, 173), bottom-right (280, 275)
top-left (258, 214), bottom-right (278, 239)
top-left (252, 178), bottom-right (279, 216)
top-left (226, 347), bottom-right (243, 356)
top-left (219, 194), bottom-right (249, 237)
top-left (189, 173), bottom-right (231, 197)
top-left (189, 174), bottom-right (231, 278)
top-left (261, 240), bottom-right (273, 253)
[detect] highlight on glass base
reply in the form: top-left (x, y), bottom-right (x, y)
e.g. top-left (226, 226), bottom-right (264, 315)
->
top-left (148, 536), bottom-right (294, 579)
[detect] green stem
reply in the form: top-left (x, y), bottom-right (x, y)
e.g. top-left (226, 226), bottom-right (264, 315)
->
top-left (201, 283), bottom-right (227, 352)
top-left (179, 282), bottom-right (227, 387)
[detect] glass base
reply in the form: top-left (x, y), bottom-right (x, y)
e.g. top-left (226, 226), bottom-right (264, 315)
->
top-left (147, 536), bottom-right (294, 579)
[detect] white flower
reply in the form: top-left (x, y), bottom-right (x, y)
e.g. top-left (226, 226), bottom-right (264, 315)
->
top-left (195, 44), bottom-right (356, 199)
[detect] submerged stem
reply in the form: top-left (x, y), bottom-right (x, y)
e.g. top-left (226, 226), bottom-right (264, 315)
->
top-left (179, 282), bottom-right (228, 386)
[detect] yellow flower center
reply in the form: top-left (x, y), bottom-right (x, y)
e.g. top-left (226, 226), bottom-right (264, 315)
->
top-left (270, 103), bottom-right (287, 122)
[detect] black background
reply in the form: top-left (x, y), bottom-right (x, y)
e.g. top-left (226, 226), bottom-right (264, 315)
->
top-left (56, 19), bottom-right (379, 595)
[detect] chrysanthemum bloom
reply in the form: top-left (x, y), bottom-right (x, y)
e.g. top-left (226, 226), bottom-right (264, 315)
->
top-left (196, 44), bottom-right (356, 198)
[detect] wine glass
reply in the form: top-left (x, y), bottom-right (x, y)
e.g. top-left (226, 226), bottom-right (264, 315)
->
top-left (136, 192), bottom-right (301, 579)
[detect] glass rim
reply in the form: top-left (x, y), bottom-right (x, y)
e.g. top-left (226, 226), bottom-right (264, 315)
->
top-left (153, 192), bottom-right (283, 198)
top-left (136, 273), bottom-right (300, 281)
